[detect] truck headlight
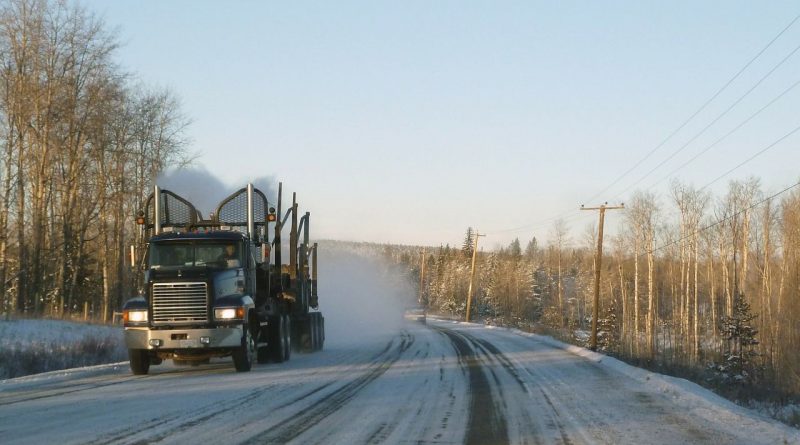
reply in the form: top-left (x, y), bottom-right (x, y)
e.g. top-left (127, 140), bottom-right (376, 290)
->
top-left (124, 309), bottom-right (148, 324)
top-left (214, 307), bottom-right (245, 320)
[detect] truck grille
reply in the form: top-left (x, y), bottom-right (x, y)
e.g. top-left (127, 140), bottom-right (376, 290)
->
top-left (152, 282), bottom-right (208, 325)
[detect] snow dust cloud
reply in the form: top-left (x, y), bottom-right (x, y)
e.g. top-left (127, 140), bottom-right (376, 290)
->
top-left (156, 166), bottom-right (276, 217)
top-left (317, 242), bottom-right (412, 347)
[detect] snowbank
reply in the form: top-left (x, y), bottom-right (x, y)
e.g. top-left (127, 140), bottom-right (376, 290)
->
top-left (0, 319), bottom-right (127, 380)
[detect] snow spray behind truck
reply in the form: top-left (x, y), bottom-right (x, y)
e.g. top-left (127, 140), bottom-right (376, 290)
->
top-left (122, 183), bottom-right (324, 374)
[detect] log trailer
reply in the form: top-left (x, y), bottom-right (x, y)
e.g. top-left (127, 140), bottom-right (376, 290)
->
top-left (122, 183), bottom-right (324, 374)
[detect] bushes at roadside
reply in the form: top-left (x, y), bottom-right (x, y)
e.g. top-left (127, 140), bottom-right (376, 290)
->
top-left (0, 319), bottom-right (126, 379)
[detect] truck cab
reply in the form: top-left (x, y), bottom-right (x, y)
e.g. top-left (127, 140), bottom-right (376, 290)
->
top-left (124, 231), bottom-right (260, 373)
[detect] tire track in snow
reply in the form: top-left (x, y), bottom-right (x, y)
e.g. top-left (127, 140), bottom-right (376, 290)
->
top-left (87, 350), bottom-right (382, 445)
top-left (0, 362), bottom-right (240, 408)
top-left (239, 331), bottom-right (415, 445)
top-left (90, 381), bottom-right (285, 445)
top-left (435, 326), bottom-right (509, 445)
top-left (89, 336), bottom-right (409, 445)
top-left (90, 351), bottom-right (371, 445)
top-left (0, 373), bottom-right (149, 407)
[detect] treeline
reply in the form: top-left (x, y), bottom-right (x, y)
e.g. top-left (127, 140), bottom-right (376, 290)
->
top-left (383, 178), bottom-right (800, 398)
top-left (0, 0), bottom-right (189, 320)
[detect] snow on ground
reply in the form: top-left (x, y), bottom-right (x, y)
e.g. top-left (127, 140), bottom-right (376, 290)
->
top-left (1, 318), bottom-right (797, 444)
top-left (2, 243), bottom-right (798, 444)
top-left (459, 323), bottom-right (800, 443)
top-left (0, 318), bottom-right (126, 379)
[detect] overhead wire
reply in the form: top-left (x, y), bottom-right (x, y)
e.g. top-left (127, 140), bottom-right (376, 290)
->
top-left (482, 11), bottom-right (800, 239)
top-left (697, 122), bottom-right (800, 193)
top-left (611, 39), bottom-right (800, 202)
top-left (643, 77), bottom-right (800, 191)
top-left (582, 11), bottom-right (800, 205)
top-left (485, 208), bottom-right (591, 237)
top-left (640, 180), bottom-right (800, 258)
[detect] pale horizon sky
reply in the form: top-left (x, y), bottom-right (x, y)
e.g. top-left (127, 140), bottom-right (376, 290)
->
top-left (85, 1), bottom-right (800, 249)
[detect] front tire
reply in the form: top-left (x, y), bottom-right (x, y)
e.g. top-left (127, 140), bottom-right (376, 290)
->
top-left (233, 324), bottom-right (254, 372)
top-left (129, 349), bottom-right (150, 375)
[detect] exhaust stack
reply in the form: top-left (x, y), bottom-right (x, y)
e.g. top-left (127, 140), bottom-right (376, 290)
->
top-left (247, 183), bottom-right (255, 241)
top-left (153, 185), bottom-right (162, 235)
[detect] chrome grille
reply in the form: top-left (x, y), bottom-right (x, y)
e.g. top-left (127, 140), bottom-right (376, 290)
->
top-left (152, 282), bottom-right (208, 324)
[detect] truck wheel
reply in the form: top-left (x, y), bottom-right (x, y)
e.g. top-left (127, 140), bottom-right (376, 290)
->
top-left (309, 315), bottom-right (318, 351)
top-left (233, 324), bottom-right (254, 372)
top-left (283, 315), bottom-right (292, 361)
top-left (297, 318), bottom-right (310, 352)
top-left (315, 314), bottom-right (324, 351)
top-left (312, 313), bottom-right (323, 351)
top-left (270, 316), bottom-right (287, 363)
top-left (129, 349), bottom-right (150, 375)
top-left (319, 316), bottom-right (325, 350)
top-left (257, 326), bottom-right (270, 364)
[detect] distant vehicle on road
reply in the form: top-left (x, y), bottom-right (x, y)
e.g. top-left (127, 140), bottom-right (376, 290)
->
top-left (404, 306), bottom-right (427, 324)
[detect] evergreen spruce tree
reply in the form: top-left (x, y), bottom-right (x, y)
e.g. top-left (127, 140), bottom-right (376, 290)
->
top-left (462, 227), bottom-right (474, 259)
top-left (524, 236), bottom-right (539, 260)
top-left (509, 238), bottom-right (522, 258)
top-left (597, 302), bottom-right (619, 352)
top-left (716, 293), bottom-right (760, 385)
top-left (479, 253), bottom-right (500, 319)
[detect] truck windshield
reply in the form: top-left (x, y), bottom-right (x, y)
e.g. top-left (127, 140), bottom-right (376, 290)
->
top-left (149, 241), bottom-right (243, 269)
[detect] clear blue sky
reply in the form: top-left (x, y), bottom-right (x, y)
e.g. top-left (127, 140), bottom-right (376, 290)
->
top-left (85, 1), bottom-right (800, 248)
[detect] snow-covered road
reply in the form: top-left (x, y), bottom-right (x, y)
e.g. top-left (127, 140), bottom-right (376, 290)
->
top-left (1, 319), bottom-right (797, 445)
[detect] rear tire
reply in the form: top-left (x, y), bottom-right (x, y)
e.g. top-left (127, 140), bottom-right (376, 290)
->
top-left (257, 325), bottom-right (270, 364)
top-left (129, 349), bottom-right (150, 375)
top-left (310, 315), bottom-right (319, 351)
top-left (270, 315), bottom-right (287, 363)
top-left (312, 314), bottom-right (324, 351)
top-left (233, 324), bottom-right (254, 372)
top-left (283, 315), bottom-right (292, 361)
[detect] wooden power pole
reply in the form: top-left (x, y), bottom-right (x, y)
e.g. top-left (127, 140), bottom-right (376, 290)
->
top-left (581, 203), bottom-right (624, 351)
top-left (465, 232), bottom-right (485, 322)
top-left (419, 248), bottom-right (426, 305)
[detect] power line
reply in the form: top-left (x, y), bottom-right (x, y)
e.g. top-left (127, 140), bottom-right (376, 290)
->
top-left (583, 11), bottom-right (800, 205)
top-left (485, 209), bottom-right (593, 237)
top-left (643, 77), bottom-right (800, 191)
top-left (482, 12), bottom-right (800, 239)
top-left (486, 208), bottom-right (582, 235)
top-left (697, 122), bottom-right (800, 193)
top-left (612, 39), bottom-right (800, 200)
top-left (641, 180), bottom-right (800, 258)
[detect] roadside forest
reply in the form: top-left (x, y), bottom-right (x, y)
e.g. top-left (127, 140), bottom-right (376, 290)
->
top-left (383, 178), bottom-right (800, 399)
top-left (0, 0), bottom-right (189, 321)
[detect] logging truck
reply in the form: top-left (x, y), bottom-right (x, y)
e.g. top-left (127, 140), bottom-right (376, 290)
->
top-left (121, 183), bottom-right (324, 374)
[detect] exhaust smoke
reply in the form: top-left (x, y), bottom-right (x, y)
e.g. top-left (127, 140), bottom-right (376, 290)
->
top-left (156, 166), bottom-right (276, 217)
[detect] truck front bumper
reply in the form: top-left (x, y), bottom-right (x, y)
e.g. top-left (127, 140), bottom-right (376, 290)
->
top-left (124, 326), bottom-right (243, 350)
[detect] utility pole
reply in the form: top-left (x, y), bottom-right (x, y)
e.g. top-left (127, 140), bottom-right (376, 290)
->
top-left (581, 203), bottom-right (624, 351)
top-left (465, 232), bottom-right (485, 322)
top-left (419, 248), bottom-right (426, 305)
